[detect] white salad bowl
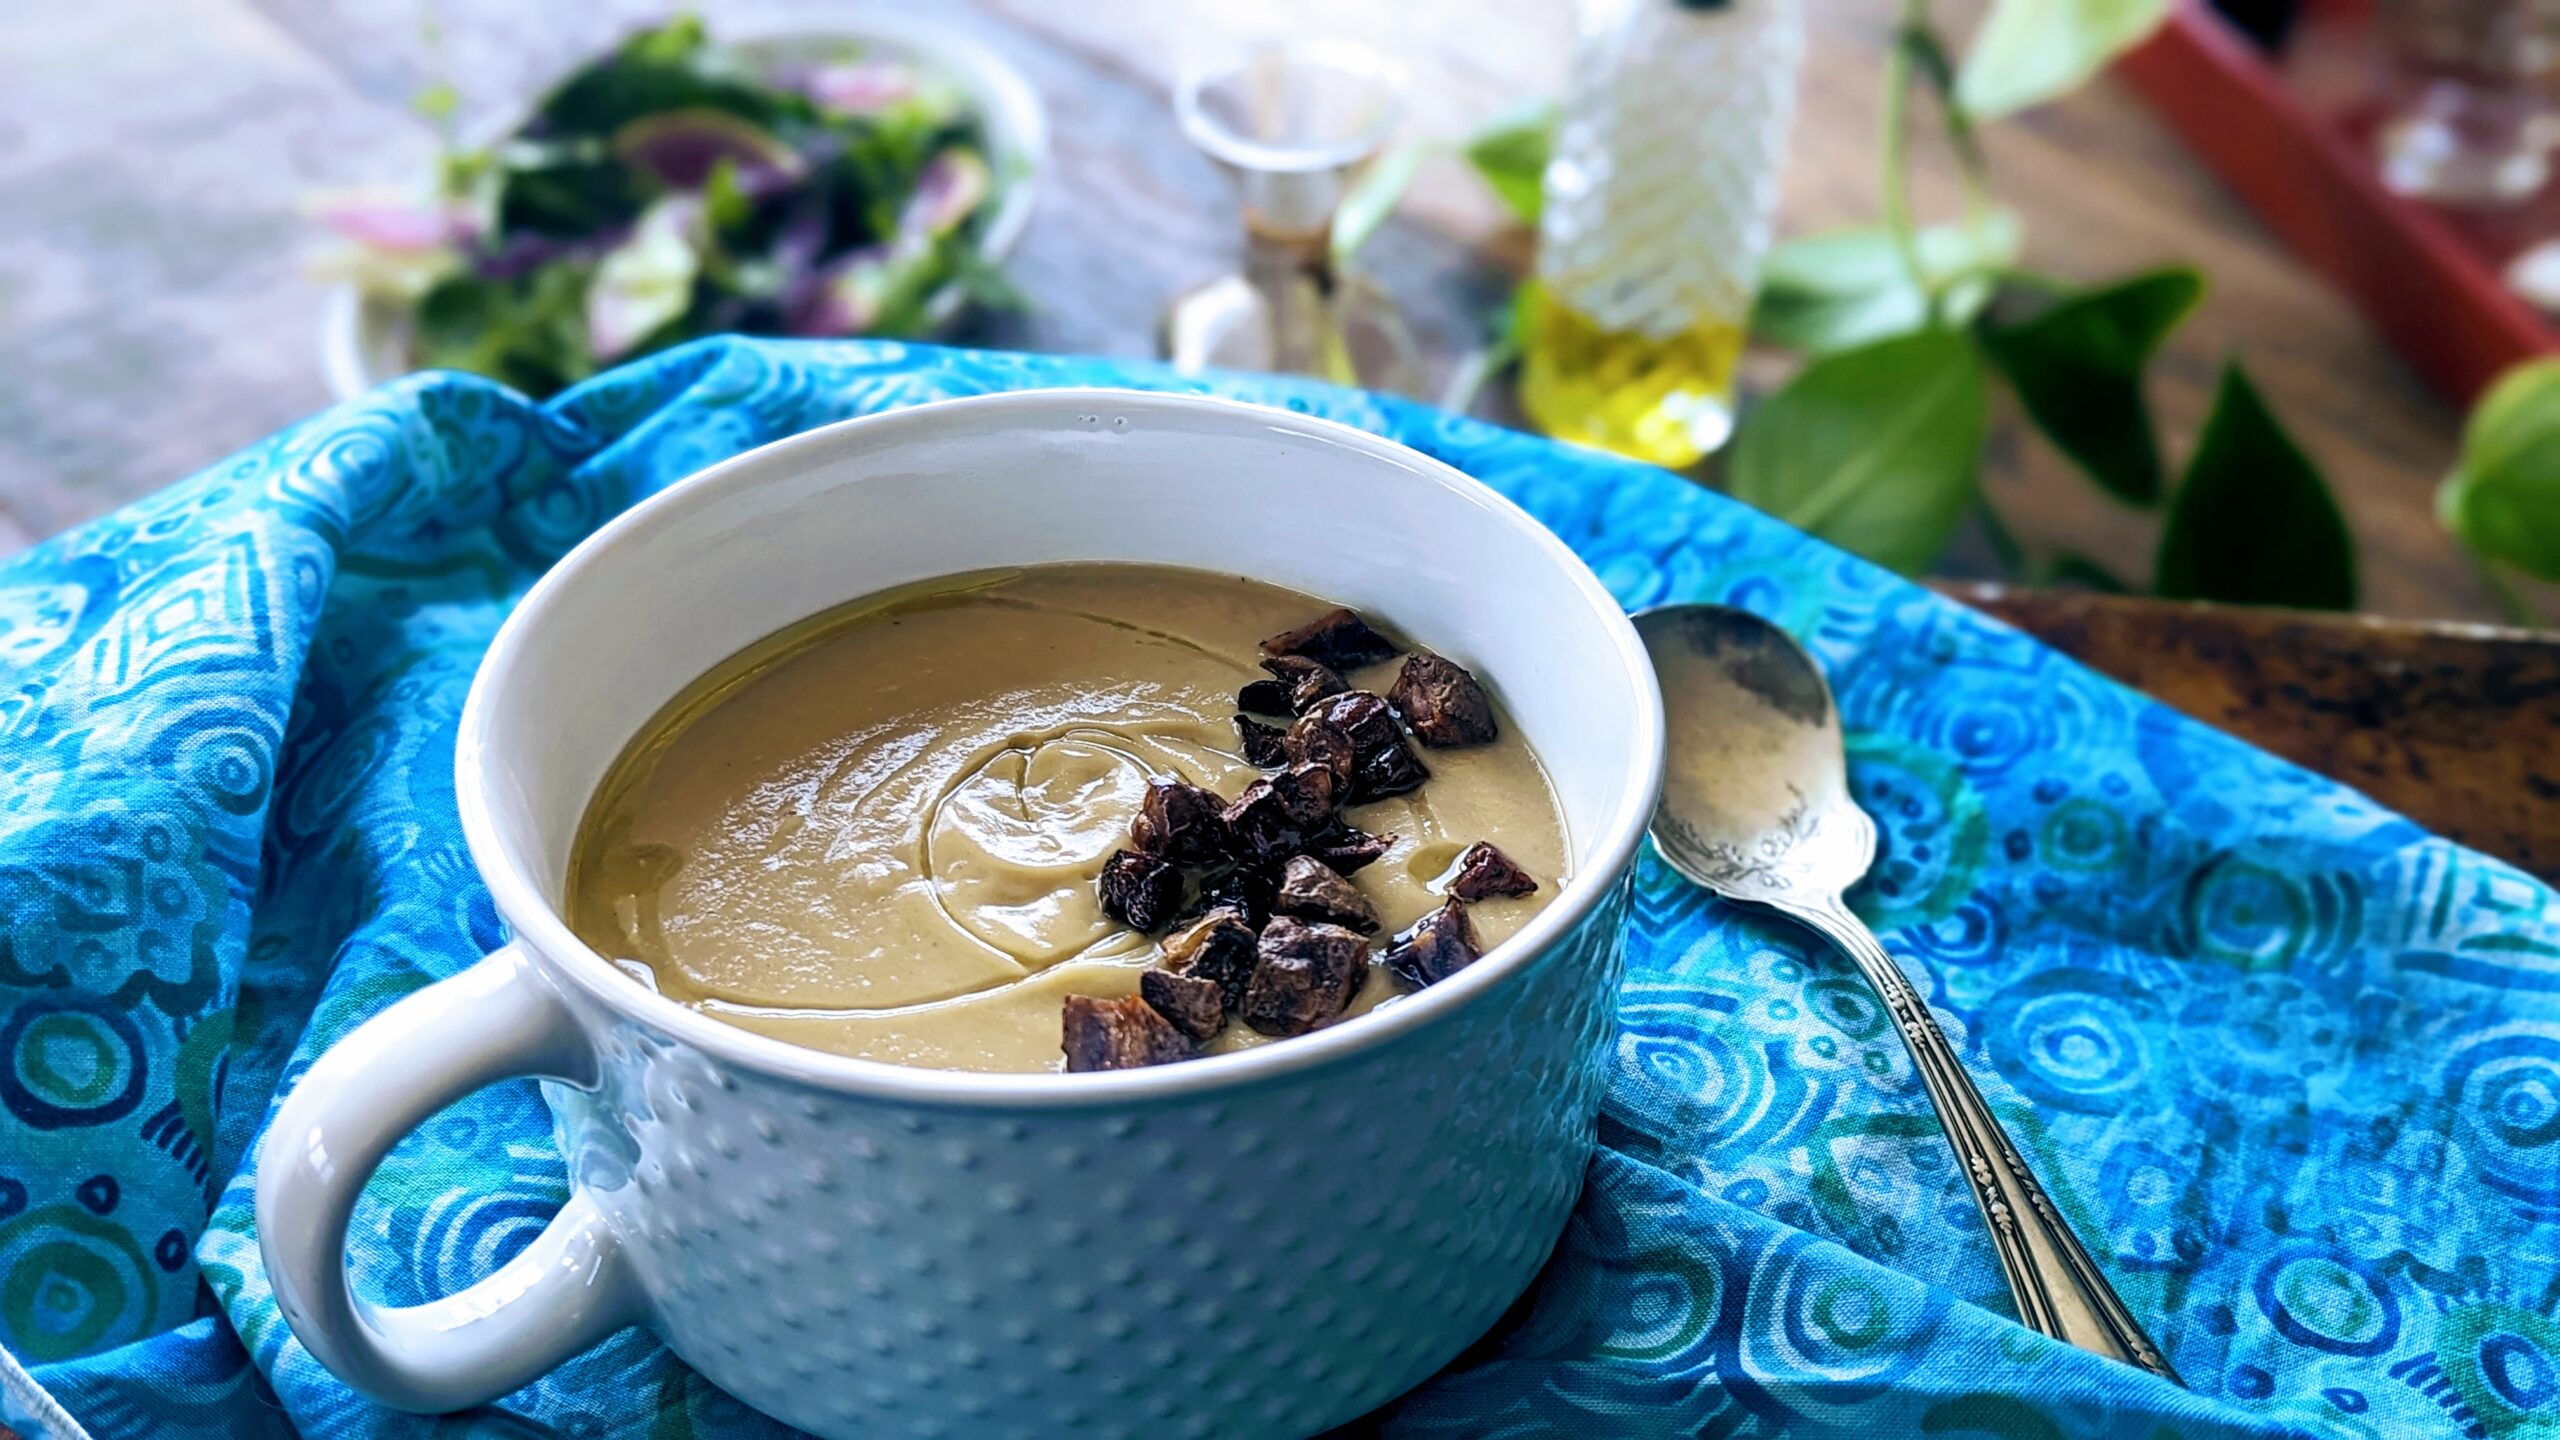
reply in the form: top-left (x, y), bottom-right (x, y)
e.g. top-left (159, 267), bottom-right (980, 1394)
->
top-left (255, 390), bottom-right (1666, 1439)
top-left (320, 12), bottom-right (1047, 401)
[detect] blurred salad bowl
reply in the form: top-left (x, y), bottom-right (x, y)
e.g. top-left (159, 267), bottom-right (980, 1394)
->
top-left (316, 13), bottom-right (1045, 400)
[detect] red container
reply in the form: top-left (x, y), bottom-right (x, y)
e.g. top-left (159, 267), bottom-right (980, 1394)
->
top-left (2116, 0), bottom-right (2560, 405)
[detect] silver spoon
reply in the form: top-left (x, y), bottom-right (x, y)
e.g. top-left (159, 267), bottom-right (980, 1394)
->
top-left (1634, 603), bottom-right (2180, 1385)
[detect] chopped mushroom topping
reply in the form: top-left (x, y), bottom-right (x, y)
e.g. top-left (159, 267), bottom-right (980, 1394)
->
top-left (1261, 653), bottom-right (1349, 711)
top-left (1131, 779), bottom-right (1230, 865)
top-left (1234, 714), bottom-right (1287, 767)
top-left (1303, 823), bottom-right (1393, 875)
top-left (1389, 653), bottom-right (1499, 747)
top-left (1383, 900), bottom-right (1482, 988)
top-left (1282, 713), bottom-right (1357, 791)
top-left (1240, 918), bottom-right (1370, 1037)
top-left (1273, 855), bottom-right (1382, 933)
top-left (1140, 968), bottom-right (1226, 1041)
top-left (1258, 607), bottom-right (1400, 670)
top-left (1160, 909), bottom-right (1260, 1009)
top-left (1096, 850), bottom-right (1182, 932)
top-left (1447, 841), bottom-right (1538, 901)
top-left (1062, 994), bottom-right (1196, 1071)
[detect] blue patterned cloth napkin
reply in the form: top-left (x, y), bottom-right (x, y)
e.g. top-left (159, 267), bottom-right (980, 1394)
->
top-left (1, 338), bottom-right (2549, 1440)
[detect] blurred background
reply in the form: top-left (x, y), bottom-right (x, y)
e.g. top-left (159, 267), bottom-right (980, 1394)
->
top-left (1, 0), bottom-right (2554, 631)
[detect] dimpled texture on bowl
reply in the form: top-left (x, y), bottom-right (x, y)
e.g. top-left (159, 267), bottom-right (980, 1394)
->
top-left (542, 874), bottom-right (1631, 1439)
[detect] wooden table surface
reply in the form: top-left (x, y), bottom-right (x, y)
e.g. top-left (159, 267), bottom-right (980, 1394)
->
top-left (4, 0), bottom-right (2556, 872)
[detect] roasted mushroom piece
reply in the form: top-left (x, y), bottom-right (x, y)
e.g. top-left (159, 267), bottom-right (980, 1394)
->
top-left (1189, 867), bottom-right (1279, 929)
top-left (1302, 822), bottom-right (1392, 875)
top-left (1308, 690), bottom-right (1403, 761)
top-left (1140, 968), bottom-right (1226, 1041)
top-left (1130, 779), bottom-right (1230, 865)
top-left (1273, 855), bottom-right (1382, 933)
top-left (1447, 841), bottom-right (1538, 901)
top-left (1240, 918), bottom-right (1370, 1037)
top-left (1160, 908), bottom-right (1260, 1009)
top-left (1350, 740), bottom-right (1429, 804)
top-left (1261, 654), bottom-right (1349, 711)
top-left (1063, 994), bottom-right (1197, 1071)
top-left (1237, 679), bottom-right (1295, 716)
top-left (1282, 713), bottom-right (1357, 792)
top-left (1222, 765), bottom-right (1337, 864)
top-left (1390, 653), bottom-right (1499, 748)
top-left (1097, 849), bottom-right (1182, 932)
top-left (1383, 899), bottom-right (1482, 988)
top-left (1258, 607), bottom-right (1400, 670)
top-left (1234, 714), bottom-right (1288, 768)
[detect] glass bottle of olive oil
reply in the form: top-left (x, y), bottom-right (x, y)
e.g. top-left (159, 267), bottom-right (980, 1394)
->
top-left (1521, 0), bottom-right (1805, 468)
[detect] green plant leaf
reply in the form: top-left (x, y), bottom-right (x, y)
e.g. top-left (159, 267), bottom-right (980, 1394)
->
top-left (1899, 18), bottom-right (1990, 183)
top-left (1977, 266), bottom-right (2202, 506)
top-left (2154, 363), bottom-right (2357, 608)
top-left (1752, 213), bottom-right (2020, 354)
top-left (1463, 102), bottom-right (1554, 226)
top-left (1331, 140), bottom-right (1429, 267)
top-left (1975, 269), bottom-right (2078, 328)
top-left (2440, 357), bottom-right (2560, 582)
top-left (1727, 327), bottom-right (1989, 574)
top-left (1957, 0), bottom-right (2172, 120)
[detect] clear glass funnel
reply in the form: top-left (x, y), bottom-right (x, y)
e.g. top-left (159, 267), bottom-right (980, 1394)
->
top-left (1164, 40), bottom-right (1422, 393)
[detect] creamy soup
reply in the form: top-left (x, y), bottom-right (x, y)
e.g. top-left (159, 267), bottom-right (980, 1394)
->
top-left (565, 563), bottom-right (1568, 1072)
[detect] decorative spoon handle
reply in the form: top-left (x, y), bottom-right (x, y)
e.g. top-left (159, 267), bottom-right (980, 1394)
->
top-left (1776, 893), bottom-right (2183, 1386)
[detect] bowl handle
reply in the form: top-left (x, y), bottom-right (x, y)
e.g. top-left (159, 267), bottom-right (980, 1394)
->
top-left (254, 943), bottom-right (642, 1411)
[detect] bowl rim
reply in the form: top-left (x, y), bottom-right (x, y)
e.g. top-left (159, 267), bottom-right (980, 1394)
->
top-left (318, 11), bottom-right (1049, 402)
top-left (454, 387), bottom-right (1666, 1109)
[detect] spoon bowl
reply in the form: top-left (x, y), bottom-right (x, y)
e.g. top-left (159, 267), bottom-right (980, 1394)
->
top-left (1632, 605), bottom-right (1873, 903)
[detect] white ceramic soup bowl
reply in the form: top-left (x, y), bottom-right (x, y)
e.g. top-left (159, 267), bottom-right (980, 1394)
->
top-left (255, 389), bottom-right (1666, 1439)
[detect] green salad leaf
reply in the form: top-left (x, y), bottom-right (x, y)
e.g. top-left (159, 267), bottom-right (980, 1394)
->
top-left (493, 149), bottom-right (648, 238)
top-left (357, 17), bottom-right (1005, 398)
top-left (587, 197), bottom-right (703, 362)
top-left (413, 263), bottom-right (598, 396)
top-left (532, 16), bottom-right (818, 139)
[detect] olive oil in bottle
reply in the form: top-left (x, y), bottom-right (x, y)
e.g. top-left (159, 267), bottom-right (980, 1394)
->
top-left (1520, 0), bottom-right (1804, 468)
